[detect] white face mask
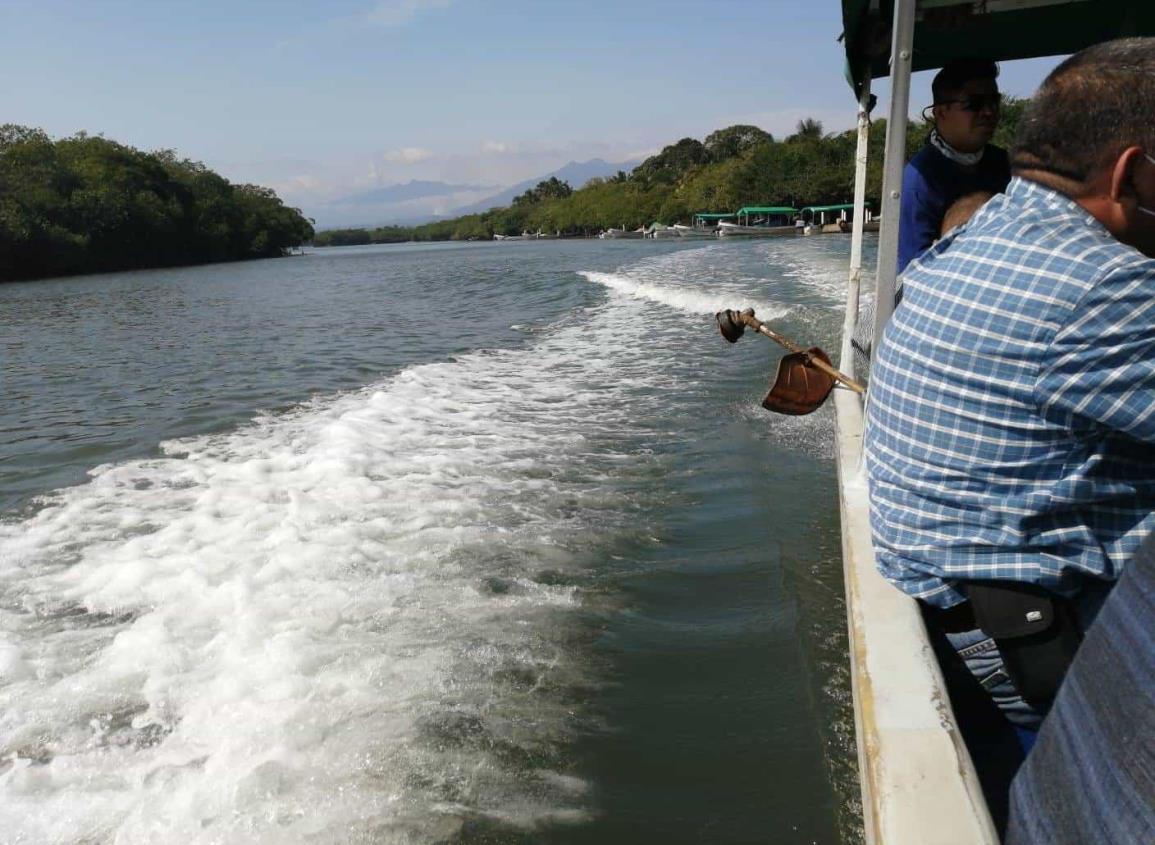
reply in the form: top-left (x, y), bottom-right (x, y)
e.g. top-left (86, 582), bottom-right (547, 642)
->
top-left (1139, 153), bottom-right (1155, 218)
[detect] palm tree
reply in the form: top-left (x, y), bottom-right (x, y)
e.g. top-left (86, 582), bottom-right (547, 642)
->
top-left (793, 118), bottom-right (824, 141)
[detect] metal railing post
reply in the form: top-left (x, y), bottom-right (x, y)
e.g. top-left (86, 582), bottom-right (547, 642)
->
top-left (870, 0), bottom-right (916, 358)
top-left (840, 70), bottom-right (874, 378)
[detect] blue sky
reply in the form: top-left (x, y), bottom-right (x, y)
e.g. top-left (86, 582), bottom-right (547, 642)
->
top-left (4, 0), bottom-right (1063, 225)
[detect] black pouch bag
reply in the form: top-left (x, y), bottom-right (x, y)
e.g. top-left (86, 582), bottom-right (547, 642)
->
top-left (965, 581), bottom-right (1082, 712)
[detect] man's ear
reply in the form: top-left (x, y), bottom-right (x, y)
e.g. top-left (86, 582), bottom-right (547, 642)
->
top-left (1108, 146), bottom-right (1145, 204)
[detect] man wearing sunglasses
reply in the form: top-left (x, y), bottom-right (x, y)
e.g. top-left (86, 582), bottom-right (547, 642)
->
top-left (897, 58), bottom-right (1011, 273)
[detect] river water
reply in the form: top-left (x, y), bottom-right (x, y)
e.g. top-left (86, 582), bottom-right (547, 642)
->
top-left (0, 238), bottom-right (870, 844)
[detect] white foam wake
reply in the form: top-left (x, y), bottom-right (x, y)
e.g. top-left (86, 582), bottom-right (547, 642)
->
top-left (760, 239), bottom-right (861, 307)
top-left (579, 271), bottom-right (788, 321)
top-left (0, 302), bottom-right (680, 843)
top-left (0, 239), bottom-right (837, 842)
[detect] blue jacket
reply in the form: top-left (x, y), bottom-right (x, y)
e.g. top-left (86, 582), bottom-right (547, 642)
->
top-left (898, 141), bottom-right (1010, 274)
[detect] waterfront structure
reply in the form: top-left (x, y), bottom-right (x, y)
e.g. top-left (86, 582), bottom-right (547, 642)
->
top-left (799, 203), bottom-right (873, 234)
top-left (717, 206), bottom-right (799, 237)
top-left (690, 212), bottom-right (735, 233)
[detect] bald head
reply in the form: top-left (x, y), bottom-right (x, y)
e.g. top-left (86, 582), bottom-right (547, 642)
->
top-left (1012, 38), bottom-right (1155, 193)
top-left (1012, 38), bottom-right (1155, 256)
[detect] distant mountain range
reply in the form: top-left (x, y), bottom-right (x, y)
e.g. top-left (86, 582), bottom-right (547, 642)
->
top-left (446, 157), bottom-right (641, 216)
top-left (331, 179), bottom-right (491, 206)
top-left (315, 158), bottom-right (641, 229)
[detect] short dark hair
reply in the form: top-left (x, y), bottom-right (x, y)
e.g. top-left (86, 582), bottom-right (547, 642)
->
top-left (1012, 38), bottom-right (1155, 184)
top-left (931, 58), bottom-right (999, 103)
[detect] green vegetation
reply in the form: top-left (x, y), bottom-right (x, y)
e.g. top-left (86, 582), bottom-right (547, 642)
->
top-left (0, 125), bottom-right (314, 282)
top-left (315, 99), bottom-right (1027, 247)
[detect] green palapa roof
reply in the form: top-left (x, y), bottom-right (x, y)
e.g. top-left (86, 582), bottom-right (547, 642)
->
top-left (841, 0), bottom-right (1155, 100)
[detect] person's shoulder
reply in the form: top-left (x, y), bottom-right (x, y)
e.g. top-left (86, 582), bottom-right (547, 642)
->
top-left (1081, 240), bottom-right (1155, 293)
top-left (986, 143), bottom-right (1010, 163)
top-left (984, 144), bottom-right (1011, 177)
top-left (988, 182), bottom-right (1155, 299)
top-left (903, 143), bottom-right (944, 194)
top-left (904, 142), bottom-right (940, 175)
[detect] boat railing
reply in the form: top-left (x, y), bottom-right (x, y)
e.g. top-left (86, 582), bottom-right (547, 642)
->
top-left (834, 2), bottom-right (998, 842)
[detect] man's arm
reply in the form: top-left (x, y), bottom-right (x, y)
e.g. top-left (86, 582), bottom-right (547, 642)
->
top-left (897, 162), bottom-right (942, 274)
top-left (1036, 262), bottom-right (1155, 442)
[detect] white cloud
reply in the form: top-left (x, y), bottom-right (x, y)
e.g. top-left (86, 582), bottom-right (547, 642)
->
top-left (481, 140), bottom-right (515, 154)
top-left (382, 146), bottom-right (435, 164)
top-left (365, 0), bottom-right (453, 27)
top-left (214, 136), bottom-right (650, 227)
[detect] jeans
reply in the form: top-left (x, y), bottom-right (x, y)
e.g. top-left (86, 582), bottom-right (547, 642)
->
top-left (945, 626), bottom-right (1044, 732)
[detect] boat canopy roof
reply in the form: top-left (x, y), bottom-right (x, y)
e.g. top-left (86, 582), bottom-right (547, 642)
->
top-left (735, 206), bottom-right (798, 215)
top-left (801, 203), bottom-right (862, 213)
top-left (840, 0), bottom-right (1155, 100)
top-left (693, 213), bottom-right (736, 219)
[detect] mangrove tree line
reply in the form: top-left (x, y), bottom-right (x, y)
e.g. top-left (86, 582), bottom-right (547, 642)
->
top-left (0, 125), bottom-right (314, 281)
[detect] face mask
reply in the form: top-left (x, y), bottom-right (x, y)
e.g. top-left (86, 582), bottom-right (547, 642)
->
top-left (1139, 153), bottom-right (1155, 218)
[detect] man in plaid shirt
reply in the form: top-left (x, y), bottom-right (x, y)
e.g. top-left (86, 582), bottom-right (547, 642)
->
top-left (865, 39), bottom-right (1155, 737)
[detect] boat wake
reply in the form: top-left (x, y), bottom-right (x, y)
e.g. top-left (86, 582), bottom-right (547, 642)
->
top-left (760, 239), bottom-right (869, 307)
top-left (0, 292), bottom-right (694, 843)
top-left (579, 246), bottom-right (790, 320)
top-left (0, 240), bottom-right (855, 843)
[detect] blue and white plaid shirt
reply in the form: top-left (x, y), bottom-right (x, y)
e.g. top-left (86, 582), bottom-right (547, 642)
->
top-left (865, 177), bottom-right (1155, 608)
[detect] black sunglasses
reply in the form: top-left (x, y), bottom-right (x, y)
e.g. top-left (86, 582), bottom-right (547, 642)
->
top-left (937, 94), bottom-right (1002, 112)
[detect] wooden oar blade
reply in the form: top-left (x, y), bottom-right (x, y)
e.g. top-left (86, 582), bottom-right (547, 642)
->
top-left (761, 348), bottom-right (835, 415)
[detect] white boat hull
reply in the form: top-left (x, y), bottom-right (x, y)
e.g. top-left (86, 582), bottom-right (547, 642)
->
top-left (672, 225), bottom-right (717, 238)
top-left (716, 222), bottom-right (797, 237)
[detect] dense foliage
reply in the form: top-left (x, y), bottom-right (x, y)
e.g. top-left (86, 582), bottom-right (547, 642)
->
top-left (315, 99), bottom-right (1027, 247)
top-left (0, 125), bottom-right (314, 281)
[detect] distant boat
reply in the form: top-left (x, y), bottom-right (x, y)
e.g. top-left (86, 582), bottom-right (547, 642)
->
top-left (718, 205), bottom-right (801, 237)
top-left (716, 221), bottom-right (797, 237)
top-left (799, 204), bottom-right (869, 236)
top-left (494, 231), bottom-right (551, 241)
top-left (646, 223), bottom-right (679, 239)
top-left (672, 224), bottom-right (717, 239)
top-left (691, 212), bottom-right (736, 232)
top-left (600, 228), bottom-right (645, 239)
